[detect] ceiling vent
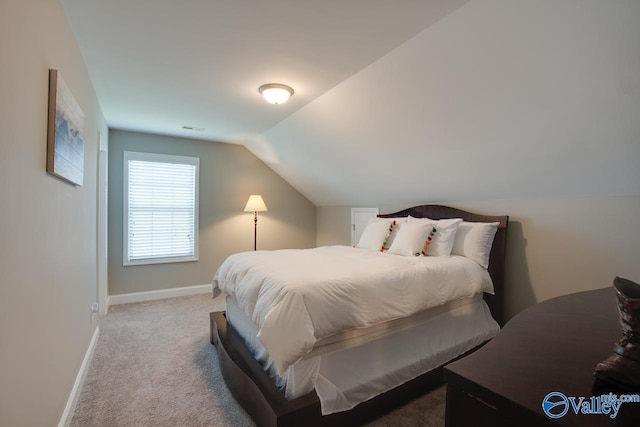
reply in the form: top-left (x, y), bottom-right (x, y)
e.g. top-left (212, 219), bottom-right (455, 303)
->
top-left (181, 125), bottom-right (205, 131)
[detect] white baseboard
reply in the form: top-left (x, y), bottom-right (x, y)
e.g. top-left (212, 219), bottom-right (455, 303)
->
top-left (58, 326), bottom-right (100, 427)
top-left (108, 284), bottom-right (213, 306)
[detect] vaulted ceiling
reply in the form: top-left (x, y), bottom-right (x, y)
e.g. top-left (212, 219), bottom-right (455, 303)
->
top-left (62, 0), bottom-right (640, 206)
top-left (60, 0), bottom-right (468, 143)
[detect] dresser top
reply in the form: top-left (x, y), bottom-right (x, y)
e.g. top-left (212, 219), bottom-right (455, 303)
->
top-left (445, 287), bottom-right (640, 426)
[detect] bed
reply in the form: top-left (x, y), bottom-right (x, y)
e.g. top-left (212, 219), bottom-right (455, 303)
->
top-left (210, 205), bottom-right (508, 426)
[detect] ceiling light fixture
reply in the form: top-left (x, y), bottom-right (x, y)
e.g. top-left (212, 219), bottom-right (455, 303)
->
top-left (258, 83), bottom-right (294, 105)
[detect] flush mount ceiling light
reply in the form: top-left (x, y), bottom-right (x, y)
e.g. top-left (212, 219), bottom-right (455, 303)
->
top-left (258, 83), bottom-right (294, 105)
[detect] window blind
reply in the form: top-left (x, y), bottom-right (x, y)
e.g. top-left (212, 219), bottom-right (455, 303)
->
top-left (124, 152), bottom-right (199, 265)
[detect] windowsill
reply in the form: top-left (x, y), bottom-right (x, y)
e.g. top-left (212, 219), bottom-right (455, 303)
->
top-left (123, 256), bottom-right (199, 267)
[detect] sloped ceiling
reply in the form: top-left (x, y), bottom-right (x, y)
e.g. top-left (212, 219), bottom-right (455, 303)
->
top-left (60, 0), bottom-right (469, 144)
top-left (249, 0), bottom-right (640, 206)
top-left (62, 0), bottom-right (640, 207)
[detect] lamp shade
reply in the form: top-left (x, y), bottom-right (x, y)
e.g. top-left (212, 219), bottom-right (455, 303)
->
top-left (258, 83), bottom-right (294, 104)
top-left (244, 195), bottom-right (268, 212)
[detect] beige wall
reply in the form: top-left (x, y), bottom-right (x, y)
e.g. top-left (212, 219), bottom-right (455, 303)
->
top-left (108, 130), bottom-right (316, 295)
top-left (317, 195), bottom-right (640, 320)
top-left (0, 1), bottom-right (108, 426)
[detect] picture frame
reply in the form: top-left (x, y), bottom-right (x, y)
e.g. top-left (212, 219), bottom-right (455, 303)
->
top-left (47, 69), bottom-right (85, 186)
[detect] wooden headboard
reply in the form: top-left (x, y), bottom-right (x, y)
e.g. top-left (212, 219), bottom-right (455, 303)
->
top-left (378, 205), bottom-right (509, 326)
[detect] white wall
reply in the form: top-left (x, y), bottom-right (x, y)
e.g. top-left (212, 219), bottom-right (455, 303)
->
top-left (289, 0), bottom-right (640, 320)
top-left (0, 1), bottom-right (107, 425)
top-left (318, 195), bottom-right (640, 320)
top-left (250, 0), bottom-right (640, 206)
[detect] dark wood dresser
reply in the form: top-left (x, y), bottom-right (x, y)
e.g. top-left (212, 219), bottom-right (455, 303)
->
top-left (444, 287), bottom-right (640, 426)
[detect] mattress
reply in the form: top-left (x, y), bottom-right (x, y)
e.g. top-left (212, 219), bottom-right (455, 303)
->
top-left (226, 294), bottom-right (500, 415)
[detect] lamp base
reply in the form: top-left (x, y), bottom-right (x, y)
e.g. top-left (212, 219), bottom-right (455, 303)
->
top-left (253, 211), bottom-right (258, 251)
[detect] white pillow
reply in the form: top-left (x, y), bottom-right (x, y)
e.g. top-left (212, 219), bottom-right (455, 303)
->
top-left (388, 222), bottom-right (430, 256)
top-left (452, 221), bottom-right (499, 268)
top-left (383, 216), bottom-right (408, 249)
top-left (407, 216), bottom-right (462, 257)
top-left (357, 218), bottom-right (393, 251)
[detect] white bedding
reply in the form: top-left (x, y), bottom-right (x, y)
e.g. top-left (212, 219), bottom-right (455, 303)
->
top-left (226, 294), bottom-right (500, 414)
top-left (212, 245), bottom-right (494, 376)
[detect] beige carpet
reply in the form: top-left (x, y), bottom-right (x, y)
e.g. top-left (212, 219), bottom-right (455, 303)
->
top-left (71, 294), bottom-right (446, 426)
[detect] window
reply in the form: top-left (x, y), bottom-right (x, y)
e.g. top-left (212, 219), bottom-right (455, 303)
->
top-left (123, 151), bottom-right (199, 266)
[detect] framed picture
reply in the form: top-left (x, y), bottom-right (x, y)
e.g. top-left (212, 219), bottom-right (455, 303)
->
top-left (47, 69), bottom-right (85, 186)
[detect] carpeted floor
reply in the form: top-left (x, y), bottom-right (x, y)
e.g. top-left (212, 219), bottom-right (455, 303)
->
top-left (71, 294), bottom-right (446, 426)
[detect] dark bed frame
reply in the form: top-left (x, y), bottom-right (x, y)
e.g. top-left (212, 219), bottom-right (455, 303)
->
top-left (210, 205), bottom-right (509, 427)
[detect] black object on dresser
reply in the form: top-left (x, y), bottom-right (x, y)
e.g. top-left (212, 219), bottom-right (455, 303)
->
top-left (444, 287), bottom-right (640, 427)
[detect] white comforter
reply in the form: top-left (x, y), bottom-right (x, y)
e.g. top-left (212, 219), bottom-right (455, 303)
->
top-left (212, 245), bottom-right (493, 376)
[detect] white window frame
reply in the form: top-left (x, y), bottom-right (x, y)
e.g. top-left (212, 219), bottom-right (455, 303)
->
top-left (123, 151), bottom-right (199, 266)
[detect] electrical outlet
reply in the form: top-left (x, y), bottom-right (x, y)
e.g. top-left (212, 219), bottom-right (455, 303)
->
top-left (90, 302), bottom-right (99, 313)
